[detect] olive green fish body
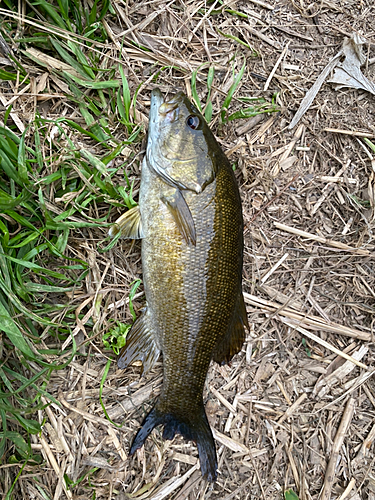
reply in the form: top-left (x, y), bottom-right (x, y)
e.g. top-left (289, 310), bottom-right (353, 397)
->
top-left (141, 155), bottom-right (243, 395)
top-left (115, 89), bottom-right (247, 481)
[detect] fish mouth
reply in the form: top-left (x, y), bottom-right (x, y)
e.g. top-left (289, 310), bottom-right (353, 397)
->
top-left (149, 89), bottom-right (181, 135)
top-left (146, 89), bottom-right (164, 181)
top-left (147, 89), bottom-right (183, 189)
top-left (149, 88), bottom-right (164, 137)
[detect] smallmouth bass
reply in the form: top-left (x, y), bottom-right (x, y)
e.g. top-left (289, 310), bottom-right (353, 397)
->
top-left (111, 89), bottom-right (248, 482)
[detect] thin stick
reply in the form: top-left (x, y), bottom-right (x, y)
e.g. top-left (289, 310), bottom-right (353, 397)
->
top-left (247, 0), bottom-right (274, 10)
top-left (324, 128), bottom-right (375, 138)
top-left (281, 320), bottom-right (368, 369)
top-left (274, 222), bottom-right (370, 255)
top-left (264, 43), bottom-right (289, 91)
top-left (222, 476), bottom-right (258, 500)
top-left (318, 370), bottom-right (375, 412)
top-left (243, 292), bottom-right (372, 341)
top-left (337, 478), bottom-right (356, 500)
top-left (278, 393), bottom-right (308, 424)
top-left (320, 397), bottom-right (355, 500)
top-left (354, 422), bottom-right (375, 463)
top-left (39, 434), bottom-right (73, 499)
top-left (261, 252), bottom-right (289, 284)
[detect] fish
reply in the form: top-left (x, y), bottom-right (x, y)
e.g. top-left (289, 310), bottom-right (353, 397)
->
top-left (110, 88), bottom-right (248, 482)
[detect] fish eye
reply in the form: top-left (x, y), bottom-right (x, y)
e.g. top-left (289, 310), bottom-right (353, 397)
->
top-left (186, 115), bottom-right (201, 130)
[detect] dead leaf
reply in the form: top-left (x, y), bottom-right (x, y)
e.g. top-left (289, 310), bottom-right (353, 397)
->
top-left (329, 33), bottom-right (375, 95)
top-left (289, 33), bottom-right (375, 129)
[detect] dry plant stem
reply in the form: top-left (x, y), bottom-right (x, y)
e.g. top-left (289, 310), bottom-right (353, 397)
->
top-left (222, 476), bottom-right (259, 500)
top-left (324, 128), bottom-right (375, 138)
top-left (173, 471), bottom-right (203, 500)
top-left (247, 116), bottom-right (277, 145)
top-left (320, 397), bottom-right (355, 500)
top-left (246, 26), bottom-right (281, 49)
top-left (278, 393), bottom-right (308, 424)
top-left (274, 222), bottom-right (370, 255)
top-left (337, 478), bottom-right (356, 500)
top-left (0, 94), bottom-right (25, 132)
top-left (60, 394), bottom-right (117, 427)
top-left (53, 457), bottom-right (67, 500)
top-left (320, 370), bottom-right (375, 412)
top-left (353, 422), bottom-right (375, 463)
top-left (243, 292), bottom-right (372, 341)
top-left (62, 296), bottom-right (94, 349)
top-left (39, 433), bottom-right (73, 499)
top-left (211, 428), bottom-right (249, 454)
top-left (41, 397), bottom-right (74, 461)
top-left (314, 346), bottom-right (369, 399)
top-left (279, 124), bottom-right (305, 163)
top-left (281, 320), bottom-right (368, 369)
top-left (264, 42), bottom-right (289, 91)
top-left (261, 252), bottom-right (289, 284)
top-left (285, 446), bottom-right (300, 490)
top-left (150, 464), bottom-right (200, 500)
top-left (248, 0), bottom-right (274, 9)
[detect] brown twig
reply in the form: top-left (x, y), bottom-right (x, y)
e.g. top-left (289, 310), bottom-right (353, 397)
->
top-left (320, 397), bottom-right (355, 500)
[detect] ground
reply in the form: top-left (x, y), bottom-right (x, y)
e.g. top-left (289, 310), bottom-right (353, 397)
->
top-left (1, 0), bottom-right (375, 499)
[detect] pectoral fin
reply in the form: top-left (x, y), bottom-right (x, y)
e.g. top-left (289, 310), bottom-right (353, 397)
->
top-left (161, 189), bottom-right (196, 246)
top-left (109, 205), bottom-right (144, 239)
top-left (212, 292), bottom-right (249, 365)
top-left (118, 307), bottom-right (160, 374)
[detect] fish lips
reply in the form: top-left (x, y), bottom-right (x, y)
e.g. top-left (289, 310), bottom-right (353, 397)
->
top-left (148, 88), bottom-right (164, 139)
top-left (148, 89), bottom-right (181, 141)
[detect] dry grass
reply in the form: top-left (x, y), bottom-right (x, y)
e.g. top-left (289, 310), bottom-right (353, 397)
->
top-left (1, 0), bottom-right (375, 499)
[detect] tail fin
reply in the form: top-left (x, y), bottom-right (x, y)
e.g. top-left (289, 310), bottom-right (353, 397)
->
top-left (130, 404), bottom-right (217, 482)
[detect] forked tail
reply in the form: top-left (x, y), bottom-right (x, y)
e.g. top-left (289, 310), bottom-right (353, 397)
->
top-left (130, 404), bottom-right (217, 482)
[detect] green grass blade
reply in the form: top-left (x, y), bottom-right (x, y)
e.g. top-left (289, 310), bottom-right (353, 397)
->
top-left (50, 38), bottom-right (92, 80)
top-left (221, 59), bottom-right (246, 123)
top-left (0, 300), bottom-right (36, 358)
top-left (32, 0), bottom-right (67, 29)
top-left (218, 30), bottom-right (256, 53)
top-left (128, 279), bottom-right (142, 321)
top-left (63, 71), bottom-right (119, 90)
top-left (191, 68), bottom-right (202, 112)
top-left (99, 359), bottom-right (122, 427)
top-left (204, 66), bottom-right (215, 122)
top-left (285, 489), bottom-right (299, 500)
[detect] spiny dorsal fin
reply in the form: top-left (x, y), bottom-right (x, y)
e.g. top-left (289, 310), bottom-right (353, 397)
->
top-left (118, 307), bottom-right (160, 374)
top-left (109, 205), bottom-right (144, 240)
top-left (161, 189), bottom-right (196, 246)
top-left (212, 292), bottom-right (248, 365)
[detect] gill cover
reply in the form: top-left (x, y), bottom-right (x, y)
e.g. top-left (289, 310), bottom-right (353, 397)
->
top-left (146, 89), bottom-right (217, 194)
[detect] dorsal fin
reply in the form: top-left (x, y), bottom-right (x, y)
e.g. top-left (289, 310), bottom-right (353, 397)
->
top-left (212, 292), bottom-right (248, 365)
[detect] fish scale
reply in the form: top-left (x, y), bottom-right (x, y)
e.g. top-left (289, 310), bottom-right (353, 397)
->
top-left (112, 89), bottom-right (248, 481)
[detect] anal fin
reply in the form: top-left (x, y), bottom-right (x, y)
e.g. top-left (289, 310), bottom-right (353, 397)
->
top-left (118, 307), bottom-right (160, 374)
top-left (109, 205), bottom-right (144, 239)
top-left (212, 292), bottom-right (248, 365)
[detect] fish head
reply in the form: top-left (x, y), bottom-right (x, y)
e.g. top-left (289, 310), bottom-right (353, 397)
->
top-left (147, 88), bottom-right (220, 194)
